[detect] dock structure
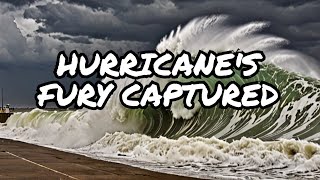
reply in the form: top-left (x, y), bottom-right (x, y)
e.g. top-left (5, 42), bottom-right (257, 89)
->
top-left (0, 88), bottom-right (13, 123)
top-left (0, 113), bottom-right (12, 123)
top-left (0, 139), bottom-right (195, 179)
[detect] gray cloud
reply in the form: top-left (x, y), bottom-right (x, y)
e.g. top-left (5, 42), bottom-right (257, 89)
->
top-left (0, 1), bottom-right (151, 106)
top-left (23, 2), bottom-right (167, 41)
top-left (0, 0), bottom-right (37, 6)
top-left (18, 0), bottom-right (320, 58)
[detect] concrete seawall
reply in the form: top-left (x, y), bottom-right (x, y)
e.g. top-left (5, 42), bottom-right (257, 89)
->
top-left (0, 139), bottom-right (197, 179)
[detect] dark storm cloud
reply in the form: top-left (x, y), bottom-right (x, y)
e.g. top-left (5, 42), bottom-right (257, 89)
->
top-left (267, 0), bottom-right (319, 7)
top-left (50, 35), bottom-right (92, 44)
top-left (0, 0), bottom-right (37, 6)
top-left (20, 0), bottom-right (320, 58)
top-left (131, 0), bottom-right (155, 5)
top-left (23, 2), bottom-right (167, 42)
top-left (0, 0), bottom-right (319, 107)
top-left (62, 0), bottom-right (155, 11)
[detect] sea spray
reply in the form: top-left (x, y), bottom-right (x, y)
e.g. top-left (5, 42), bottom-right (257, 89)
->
top-left (157, 15), bottom-right (320, 79)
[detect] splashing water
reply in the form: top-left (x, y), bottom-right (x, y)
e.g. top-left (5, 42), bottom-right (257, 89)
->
top-left (157, 15), bottom-right (320, 79)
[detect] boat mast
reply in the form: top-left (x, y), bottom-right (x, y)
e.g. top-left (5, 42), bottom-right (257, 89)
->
top-left (1, 88), bottom-right (3, 110)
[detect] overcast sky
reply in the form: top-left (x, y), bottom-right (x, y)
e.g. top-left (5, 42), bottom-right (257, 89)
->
top-left (0, 0), bottom-right (319, 107)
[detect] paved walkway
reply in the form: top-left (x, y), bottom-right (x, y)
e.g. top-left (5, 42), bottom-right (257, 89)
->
top-left (0, 139), bottom-right (196, 179)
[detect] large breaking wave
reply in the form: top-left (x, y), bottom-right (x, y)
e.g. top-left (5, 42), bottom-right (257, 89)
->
top-left (1, 15), bottom-right (320, 179)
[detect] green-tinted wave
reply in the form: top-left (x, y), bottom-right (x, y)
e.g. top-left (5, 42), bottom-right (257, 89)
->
top-left (139, 64), bottom-right (320, 142)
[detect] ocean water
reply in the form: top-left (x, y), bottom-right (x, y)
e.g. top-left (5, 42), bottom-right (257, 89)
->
top-left (1, 15), bottom-right (320, 179)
